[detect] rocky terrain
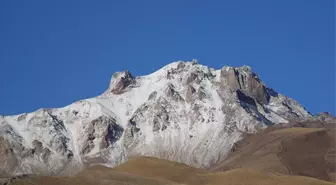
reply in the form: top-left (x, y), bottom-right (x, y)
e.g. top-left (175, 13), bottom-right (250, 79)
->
top-left (0, 60), bottom-right (316, 176)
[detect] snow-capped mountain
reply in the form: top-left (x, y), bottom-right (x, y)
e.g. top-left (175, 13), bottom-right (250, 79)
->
top-left (0, 60), bottom-right (311, 175)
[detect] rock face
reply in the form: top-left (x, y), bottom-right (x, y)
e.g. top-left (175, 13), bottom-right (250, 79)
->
top-left (109, 71), bottom-right (136, 94)
top-left (221, 66), bottom-right (270, 104)
top-left (0, 60), bottom-right (312, 175)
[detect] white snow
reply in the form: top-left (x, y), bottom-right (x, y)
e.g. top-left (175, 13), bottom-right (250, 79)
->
top-left (0, 60), bottom-right (311, 174)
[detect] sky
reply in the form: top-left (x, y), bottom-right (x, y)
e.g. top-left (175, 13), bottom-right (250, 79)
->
top-left (0, 0), bottom-right (335, 115)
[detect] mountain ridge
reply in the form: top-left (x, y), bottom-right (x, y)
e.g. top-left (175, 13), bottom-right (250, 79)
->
top-left (0, 60), bottom-right (311, 175)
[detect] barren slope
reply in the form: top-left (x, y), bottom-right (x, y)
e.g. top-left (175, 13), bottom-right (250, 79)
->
top-left (212, 125), bottom-right (336, 182)
top-left (4, 156), bottom-right (334, 185)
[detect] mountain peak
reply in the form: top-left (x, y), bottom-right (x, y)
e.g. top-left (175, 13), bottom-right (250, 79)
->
top-left (108, 70), bottom-right (136, 94)
top-left (219, 65), bottom-right (269, 104)
top-left (0, 60), bottom-right (314, 175)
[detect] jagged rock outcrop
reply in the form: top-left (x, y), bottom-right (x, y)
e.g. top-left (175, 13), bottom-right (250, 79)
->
top-left (109, 71), bottom-right (136, 94)
top-left (221, 66), bottom-right (270, 104)
top-left (0, 60), bottom-right (314, 175)
top-left (279, 112), bottom-right (336, 129)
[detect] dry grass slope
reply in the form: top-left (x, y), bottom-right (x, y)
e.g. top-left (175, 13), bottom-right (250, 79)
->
top-left (212, 127), bottom-right (336, 182)
top-left (4, 156), bottom-right (334, 185)
top-left (271, 127), bottom-right (325, 134)
top-left (205, 169), bottom-right (335, 185)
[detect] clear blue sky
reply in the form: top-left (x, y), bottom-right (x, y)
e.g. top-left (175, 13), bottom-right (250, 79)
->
top-left (0, 0), bottom-right (335, 115)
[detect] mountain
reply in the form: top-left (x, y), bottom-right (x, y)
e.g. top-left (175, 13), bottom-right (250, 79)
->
top-left (0, 60), bottom-right (311, 175)
top-left (2, 156), bottom-right (334, 185)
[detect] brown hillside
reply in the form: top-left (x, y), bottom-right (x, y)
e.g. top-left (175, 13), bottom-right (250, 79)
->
top-left (212, 127), bottom-right (336, 182)
top-left (6, 156), bottom-right (334, 185)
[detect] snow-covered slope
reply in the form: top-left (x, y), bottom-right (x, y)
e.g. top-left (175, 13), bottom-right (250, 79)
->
top-left (0, 60), bottom-right (311, 175)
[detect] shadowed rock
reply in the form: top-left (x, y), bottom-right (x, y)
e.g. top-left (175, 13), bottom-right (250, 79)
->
top-left (81, 116), bottom-right (123, 155)
top-left (164, 83), bottom-right (184, 102)
top-left (185, 85), bottom-right (196, 103)
top-left (221, 66), bottom-right (270, 104)
top-left (110, 71), bottom-right (136, 94)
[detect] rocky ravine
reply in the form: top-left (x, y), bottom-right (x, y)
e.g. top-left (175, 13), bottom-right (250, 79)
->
top-left (0, 60), bottom-right (311, 175)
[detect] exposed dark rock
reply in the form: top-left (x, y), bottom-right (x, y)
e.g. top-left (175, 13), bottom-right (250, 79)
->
top-left (123, 116), bottom-right (142, 149)
top-left (236, 90), bottom-right (257, 107)
top-left (165, 83), bottom-right (184, 102)
top-left (314, 112), bottom-right (335, 122)
top-left (17, 114), bottom-right (27, 122)
top-left (102, 121), bottom-right (123, 148)
top-left (21, 148), bottom-right (35, 158)
top-left (47, 114), bottom-right (69, 155)
top-left (72, 110), bottom-right (79, 115)
top-left (197, 87), bottom-right (208, 100)
top-left (148, 91), bottom-right (158, 101)
top-left (110, 71), bottom-right (136, 94)
top-left (267, 88), bottom-right (279, 97)
top-left (185, 72), bottom-right (198, 85)
top-left (41, 148), bottom-right (51, 164)
top-left (191, 59), bottom-right (198, 65)
top-left (152, 107), bottom-right (170, 132)
top-left (185, 85), bottom-right (196, 103)
top-left (177, 62), bottom-right (186, 69)
top-left (0, 137), bottom-right (18, 172)
top-left (166, 62), bottom-right (189, 79)
top-left (221, 67), bottom-right (271, 104)
top-left (81, 116), bottom-right (123, 153)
